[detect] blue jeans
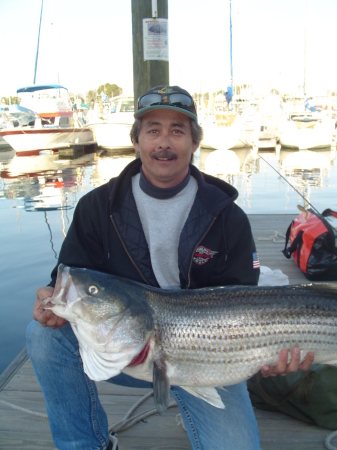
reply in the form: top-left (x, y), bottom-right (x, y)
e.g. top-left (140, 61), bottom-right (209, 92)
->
top-left (26, 321), bottom-right (261, 450)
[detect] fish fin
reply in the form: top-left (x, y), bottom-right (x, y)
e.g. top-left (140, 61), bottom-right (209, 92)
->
top-left (217, 386), bottom-right (228, 393)
top-left (153, 359), bottom-right (170, 415)
top-left (180, 386), bottom-right (225, 409)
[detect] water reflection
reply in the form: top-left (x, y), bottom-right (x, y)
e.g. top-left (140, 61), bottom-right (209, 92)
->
top-left (0, 147), bottom-right (100, 261)
top-left (0, 145), bottom-right (336, 215)
top-left (277, 147), bottom-right (335, 209)
top-left (0, 147), bottom-right (97, 207)
top-left (279, 148), bottom-right (332, 183)
top-left (201, 147), bottom-right (260, 179)
top-left (195, 147), bottom-right (262, 208)
top-left (91, 149), bottom-right (136, 187)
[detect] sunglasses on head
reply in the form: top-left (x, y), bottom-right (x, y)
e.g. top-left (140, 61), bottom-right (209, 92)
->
top-left (137, 93), bottom-right (194, 110)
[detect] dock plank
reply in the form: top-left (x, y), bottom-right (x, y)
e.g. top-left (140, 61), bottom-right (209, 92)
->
top-left (1, 214), bottom-right (336, 449)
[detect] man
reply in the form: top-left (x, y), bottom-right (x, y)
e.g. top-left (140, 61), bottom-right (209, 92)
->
top-left (27, 85), bottom-right (313, 450)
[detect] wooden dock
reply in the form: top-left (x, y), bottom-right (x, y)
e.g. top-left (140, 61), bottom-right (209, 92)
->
top-left (1, 214), bottom-right (336, 449)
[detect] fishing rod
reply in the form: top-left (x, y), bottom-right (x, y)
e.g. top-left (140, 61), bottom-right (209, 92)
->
top-left (256, 151), bottom-right (321, 216)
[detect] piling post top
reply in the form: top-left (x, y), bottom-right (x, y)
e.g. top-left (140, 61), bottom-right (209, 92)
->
top-left (131, 0), bottom-right (169, 111)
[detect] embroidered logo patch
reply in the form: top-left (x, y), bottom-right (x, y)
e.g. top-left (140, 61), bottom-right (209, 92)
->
top-left (193, 246), bottom-right (218, 266)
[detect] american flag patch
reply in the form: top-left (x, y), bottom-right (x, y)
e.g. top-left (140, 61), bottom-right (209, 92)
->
top-left (253, 252), bottom-right (260, 269)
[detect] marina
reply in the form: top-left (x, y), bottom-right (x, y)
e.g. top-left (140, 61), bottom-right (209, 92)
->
top-left (1, 214), bottom-right (337, 449)
top-left (0, 143), bottom-right (336, 375)
top-left (0, 139), bottom-right (337, 449)
top-left (1, 0), bottom-right (337, 448)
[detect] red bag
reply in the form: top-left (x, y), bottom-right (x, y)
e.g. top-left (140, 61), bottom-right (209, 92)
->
top-left (283, 208), bottom-right (337, 281)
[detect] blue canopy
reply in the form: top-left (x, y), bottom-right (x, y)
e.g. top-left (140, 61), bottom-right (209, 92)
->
top-left (304, 99), bottom-right (321, 113)
top-left (17, 84), bottom-right (68, 93)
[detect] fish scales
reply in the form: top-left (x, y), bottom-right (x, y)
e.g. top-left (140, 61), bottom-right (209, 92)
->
top-left (44, 265), bottom-right (337, 410)
top-left (140, 285), bottom-right (337, 386)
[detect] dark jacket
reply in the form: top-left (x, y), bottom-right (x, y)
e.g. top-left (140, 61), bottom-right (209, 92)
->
top-left (50, 158), bottom-right (259, 288)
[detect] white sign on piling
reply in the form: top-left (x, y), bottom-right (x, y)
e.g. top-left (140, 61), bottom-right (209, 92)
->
top-left (142, 18), bottom-right (169, 61)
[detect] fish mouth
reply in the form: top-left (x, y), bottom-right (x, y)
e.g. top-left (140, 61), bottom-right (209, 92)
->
top-left (43, 264), bottom-right (71, 307)
top-left (54, 264), bottom-right (72, 301)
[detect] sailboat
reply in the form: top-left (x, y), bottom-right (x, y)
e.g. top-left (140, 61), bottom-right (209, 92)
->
top-left (200, 0), bottom-right (257, 151)
top-left (279, 0), bottom-right (335, 150)
top-left (0, 1), bottom-right (95, 155)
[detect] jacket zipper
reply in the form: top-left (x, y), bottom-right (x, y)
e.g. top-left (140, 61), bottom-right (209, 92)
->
top-left (186, 216), bottom-right (217, 288)
top-left (110, 215), bottom-right (150, 285)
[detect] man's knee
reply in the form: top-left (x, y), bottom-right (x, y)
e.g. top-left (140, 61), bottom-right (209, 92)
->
top-left (26, 320), bottom-right (51, 362)
top-left (27, 321), bottom-right (78, 364)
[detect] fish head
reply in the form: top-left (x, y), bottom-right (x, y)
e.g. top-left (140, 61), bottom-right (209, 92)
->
top-left (43, 264), bottom-right (154, 355)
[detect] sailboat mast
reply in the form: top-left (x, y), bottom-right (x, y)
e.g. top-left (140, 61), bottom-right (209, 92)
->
top-left (230, 0), bottom-right (233, 90)
top-left (34, 0), bottom-right (44, 84)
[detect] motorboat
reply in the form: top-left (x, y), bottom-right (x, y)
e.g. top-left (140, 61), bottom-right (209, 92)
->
top-left (88, 96), bottom-right (135, 150)
top-left (0, 85), bottom-right (95, 154)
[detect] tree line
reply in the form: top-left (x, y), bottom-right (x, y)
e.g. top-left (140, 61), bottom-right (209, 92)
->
top-left (0, 83), bottom-right (122, 107)
top-left (86, 83), bottom-right (122, 104)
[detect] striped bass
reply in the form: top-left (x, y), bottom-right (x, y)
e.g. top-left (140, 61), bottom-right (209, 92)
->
top-left (43, 264), bottom-right (337, 413)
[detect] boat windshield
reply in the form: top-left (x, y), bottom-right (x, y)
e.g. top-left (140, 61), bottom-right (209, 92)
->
top-left (19, 88), bottom-right (71, 113)
top-left (110, 100), bottom-right (134, 114)
top-left (120, 101), bottom-right (134, 112)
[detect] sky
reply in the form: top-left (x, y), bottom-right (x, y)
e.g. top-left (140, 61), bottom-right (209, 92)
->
top-left (1, 0), bottom-right (337, 98)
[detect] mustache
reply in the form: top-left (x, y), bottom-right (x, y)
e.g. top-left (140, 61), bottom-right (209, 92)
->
top-left (151, 150), bottom-right (178, 160)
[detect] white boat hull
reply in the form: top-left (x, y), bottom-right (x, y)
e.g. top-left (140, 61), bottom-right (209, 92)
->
top-left (201, 109), bottom-right (259, 150)
top-left (0, 126), bottom-right (95, 152)
top-left (201, 124), bottom-right (242, 150)
top-left (257, 137), bottom-right (277, 149)
top-left (279, 120), bottom-right (334, 150)
top-left (0, 135), bottom-right (12, 148)
top-left (89, 122), bottom-right (133, 150)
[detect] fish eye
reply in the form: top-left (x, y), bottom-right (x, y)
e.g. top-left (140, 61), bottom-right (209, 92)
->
top-left (88, 285), bottom-right (99, 295)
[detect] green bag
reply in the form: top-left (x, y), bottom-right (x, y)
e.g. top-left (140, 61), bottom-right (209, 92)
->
top-left (247, 364), bottom-right (337, 430)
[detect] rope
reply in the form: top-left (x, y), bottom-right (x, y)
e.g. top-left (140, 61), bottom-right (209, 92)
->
top-left (175, 413), bottom-right (186, 431)
top-left (257, 231), bottom-right (286, 243)
top-left (121, 390), bottom-right (154, 420)
top-left (0, 391), bottom-right (178, 435)
top-left (108, 390), bottom-right (178, 433)
top-left (2, 394), bottom-right (336, 449)
top-left (325, 430), bottom-right (337, 450)
top-left (109, 401), bottom-right (177, 433)
top-left (0, 399), bottom-right (48, 419)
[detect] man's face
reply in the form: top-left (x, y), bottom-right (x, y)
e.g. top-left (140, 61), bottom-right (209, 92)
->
top-left (134, 109), bottom-right (198, 188)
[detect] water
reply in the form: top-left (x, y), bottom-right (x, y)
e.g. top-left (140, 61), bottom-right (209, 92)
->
top-left (0, 144), bottom-right (336, 374)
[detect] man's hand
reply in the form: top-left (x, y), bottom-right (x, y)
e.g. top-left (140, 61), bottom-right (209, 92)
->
top-left (33, 287), bottom-right (68, 329)
top-left (260, 348), bottom-right (314, 377)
